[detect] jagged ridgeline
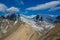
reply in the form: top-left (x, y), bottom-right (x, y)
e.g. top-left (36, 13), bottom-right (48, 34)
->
top-left (32, 14), bottom-right (60, 24)
top-left (0, 13), bottom-right (22, 39)
top-left (0, 14), bottom-right (60, 40)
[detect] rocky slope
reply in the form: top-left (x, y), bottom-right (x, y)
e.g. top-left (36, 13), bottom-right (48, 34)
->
top-left (21, 14), bottom-right (55, 34)
top-left (4, 22), bottom-right (40, 40)
top-left (0, 18), bottom-right (21, 40)
top-left (0, 13), bottom-right (21, 40)
top-left (39, 23), bottom-right (60, 40)
top-left (0, 14), bottom-right (40, 40)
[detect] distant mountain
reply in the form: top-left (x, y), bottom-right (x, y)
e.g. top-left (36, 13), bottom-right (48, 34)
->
top-left (0, 13), bottom-right (60, 33)
top-left (32, 14), bottom-right (56, 24)
top-left (0, 13), bottom-right (20, 21)
top-left (20, 14), bottom-right (55, 33)
top-left (54, 16), bottom-right (60, 23)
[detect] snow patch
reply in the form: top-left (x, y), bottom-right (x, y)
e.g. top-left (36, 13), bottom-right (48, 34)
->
top-left (21, 15), bottom-right (55, 33)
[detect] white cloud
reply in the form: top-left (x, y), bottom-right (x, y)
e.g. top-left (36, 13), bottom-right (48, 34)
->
top-left (0, 3), bottom-right (8, 12)
top-left (49, 7), bottom-right (60, 11)
top-left (7, 7), bottom-right (19, 13)
top-left (26, 1), bottom-right (60, 11)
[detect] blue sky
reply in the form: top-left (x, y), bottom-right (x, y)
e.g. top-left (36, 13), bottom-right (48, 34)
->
top-left (0, 0), bottom-right (60, 16)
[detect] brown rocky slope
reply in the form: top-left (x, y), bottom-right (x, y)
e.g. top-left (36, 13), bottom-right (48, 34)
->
top-left (39, 23), bottom-right (60, 40)
top-left (0, 17), bottom-right (40, 40)
top-left (4, 22), bottom-right (40, 40)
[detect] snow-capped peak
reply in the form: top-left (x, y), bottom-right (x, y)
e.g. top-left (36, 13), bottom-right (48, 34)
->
top-left (20, 14), bottom-right (55, 33)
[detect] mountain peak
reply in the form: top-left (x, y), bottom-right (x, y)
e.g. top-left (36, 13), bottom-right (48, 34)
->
top-left (0, 13), bottom-right (20, 21)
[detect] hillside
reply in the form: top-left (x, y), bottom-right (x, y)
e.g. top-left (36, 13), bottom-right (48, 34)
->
top-left (0, 18), bottom-right (21, 40)
top-left (39, 24), bottom-right (60, 40)
top-left (0, 14), bottom-right (60, 40)
top-left (3, 22), bottom-right (40, 40)
top-left (0, 17), bottom-right (40, 40)
top-left (0, 14), bottom-right (40, 40)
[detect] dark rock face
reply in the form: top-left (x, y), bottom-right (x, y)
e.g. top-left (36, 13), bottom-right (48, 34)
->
top-left (6, 13), bottom-right (17, 21)
top-left (54, 16), bottom-right (60, 23)
top-left (33, 14), bottom-right (43, 22)
top-left (0, 13), bottom-right (20, 21)
top-left (56, 16), bottom-right (60, 20)
top-left (33, 14), bottom-right (56, 24)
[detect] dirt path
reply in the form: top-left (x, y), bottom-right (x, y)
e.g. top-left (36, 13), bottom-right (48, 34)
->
top-left (4, 23), bottom-right (39, 40)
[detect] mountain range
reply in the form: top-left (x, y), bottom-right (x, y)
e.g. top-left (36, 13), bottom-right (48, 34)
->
top-left (0, 13), bottom-right (60, 40)
top-left (0, 13), bottom-right (60, 24)
top-left (2, 14), bottom-right (60, 30)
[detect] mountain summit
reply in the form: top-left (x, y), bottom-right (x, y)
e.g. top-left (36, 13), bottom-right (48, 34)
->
top-left (32, 14), bottom-right (56, 23)
top-left (0, 13), bottom-right (20, 21)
